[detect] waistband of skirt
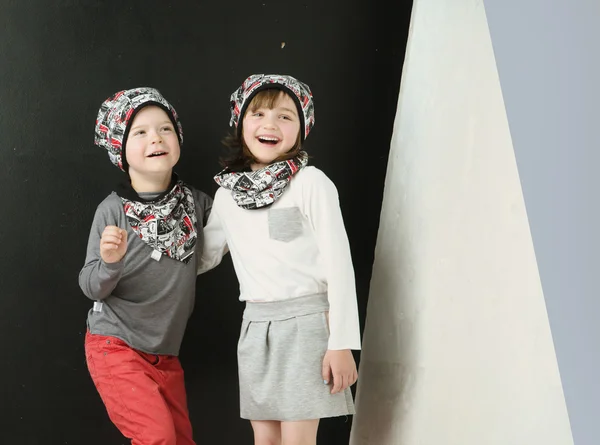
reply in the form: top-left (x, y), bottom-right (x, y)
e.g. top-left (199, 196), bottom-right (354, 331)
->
top-left (242, 293), bottom-right (329, 322)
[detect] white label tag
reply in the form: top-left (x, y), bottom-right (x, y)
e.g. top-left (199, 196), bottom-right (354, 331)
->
top-left (93, 301), bottom-right (103, 312)
top-left (151, 249), bottom-right (162, 262)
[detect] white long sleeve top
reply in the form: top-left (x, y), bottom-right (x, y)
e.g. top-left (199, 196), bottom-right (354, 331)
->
top-left (198, 166), bottom-right (361, 350)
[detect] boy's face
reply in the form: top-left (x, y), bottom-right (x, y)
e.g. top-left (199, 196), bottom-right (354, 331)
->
top-left (242, 92), bottom-right (300, 170)
top-left (125, 105), bottom-right (180, 176)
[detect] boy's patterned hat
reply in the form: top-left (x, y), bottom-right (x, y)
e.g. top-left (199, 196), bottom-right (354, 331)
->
top-left (94, 87), bottom-right (183, 171)
top-left (229, 74), bottom-right (315, 141)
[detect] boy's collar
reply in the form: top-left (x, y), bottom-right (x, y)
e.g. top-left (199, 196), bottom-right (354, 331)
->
top-left (116, 173), bottom-right (179, 203)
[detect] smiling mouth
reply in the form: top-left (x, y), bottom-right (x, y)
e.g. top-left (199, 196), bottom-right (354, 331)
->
top-left (147, 151), bottom-right (168, 157)
top-left (257, 136), bottom-right (280, 145)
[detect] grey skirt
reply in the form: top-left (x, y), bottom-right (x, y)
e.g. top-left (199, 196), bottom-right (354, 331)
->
top-left (238, 293), bottom-right (355, 421)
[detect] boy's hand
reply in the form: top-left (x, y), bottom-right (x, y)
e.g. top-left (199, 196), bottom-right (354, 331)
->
top-left (322, 349), bottom-right (358, 394)
top-left (100, 226), bottom-right (128, 263)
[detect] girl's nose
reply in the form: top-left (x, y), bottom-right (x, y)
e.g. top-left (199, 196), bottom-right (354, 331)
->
top-left (263, 115), bottom-right (277, 129)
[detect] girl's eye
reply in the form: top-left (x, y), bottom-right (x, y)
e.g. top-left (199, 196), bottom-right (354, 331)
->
top-left (135, 130), bottom-right (145, 136)
top-left (280, 115), bottom-right (291, 120)
top-left (161, 126), bottom-right (173, 132)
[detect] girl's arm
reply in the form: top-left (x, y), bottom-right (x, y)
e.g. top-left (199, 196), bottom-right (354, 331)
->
top-left (302, 168), bottom-right (362, 351)
top-left (197, 201), bottom-right (229, 275)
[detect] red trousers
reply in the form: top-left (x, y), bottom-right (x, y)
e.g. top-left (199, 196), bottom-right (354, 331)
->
top-left (85, 331), bottom-right (196, 445)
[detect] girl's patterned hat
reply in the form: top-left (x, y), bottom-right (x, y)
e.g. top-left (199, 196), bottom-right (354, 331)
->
top-left (94, 87), bottom-right (183, 171)
top-left (230, 74), bottom-right (315, 141)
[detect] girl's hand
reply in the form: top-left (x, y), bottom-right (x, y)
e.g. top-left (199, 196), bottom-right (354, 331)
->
top-left (322, 349), bottom-right (358, 394)
top-left (100, 226), bottom-right (128, 263)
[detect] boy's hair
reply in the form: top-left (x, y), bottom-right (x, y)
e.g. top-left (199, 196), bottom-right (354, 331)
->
top-left (220, 89), bottom-right (302, 170)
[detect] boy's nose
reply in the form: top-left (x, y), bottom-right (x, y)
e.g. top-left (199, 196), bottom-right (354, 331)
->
top-left (150, 131), bottom-right (163, 143)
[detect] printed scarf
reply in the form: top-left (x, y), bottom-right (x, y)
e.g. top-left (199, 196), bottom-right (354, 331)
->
top-left (120, 179), bottom-right (197, 263)
top-left (214, 152), bottom-right (308, 210)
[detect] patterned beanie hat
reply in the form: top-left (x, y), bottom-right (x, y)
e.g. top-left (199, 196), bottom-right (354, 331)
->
top-left (94, 87), bottom-right (183, 171)
top-left (229, 74), bottom-right (315, 141)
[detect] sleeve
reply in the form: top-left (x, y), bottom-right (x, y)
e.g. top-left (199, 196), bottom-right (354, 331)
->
top-left (197, 191), bottom-right (229, 275)
top-left (302, 169), bottom-right (362, 350)
top-left (197, 189), bottom-right (213, 226)
top-left (78, 200), bottom-right (126, 301)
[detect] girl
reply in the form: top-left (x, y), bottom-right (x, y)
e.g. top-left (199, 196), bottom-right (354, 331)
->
top-left (79, 87), bottom-right (211, 445)
top-left (199, 74), bottom-right (361, 445)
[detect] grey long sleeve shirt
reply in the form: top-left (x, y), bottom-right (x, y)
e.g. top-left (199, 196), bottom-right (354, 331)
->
top-left (79, 188), bottom-right (212, 355)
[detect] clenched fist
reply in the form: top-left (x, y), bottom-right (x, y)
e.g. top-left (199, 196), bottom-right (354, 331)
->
top-left (100, 226), bottom-right (128, 263)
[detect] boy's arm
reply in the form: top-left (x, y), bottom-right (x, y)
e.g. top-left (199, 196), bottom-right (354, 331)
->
top-left (78, 203), bottom-right (125, 301)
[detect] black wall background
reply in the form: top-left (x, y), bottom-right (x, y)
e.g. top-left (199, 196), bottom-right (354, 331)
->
top-left (0, 1), bottom-right (411, 443)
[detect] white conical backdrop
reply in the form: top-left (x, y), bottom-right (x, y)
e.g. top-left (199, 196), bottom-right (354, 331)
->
top-left (350, 0), bottom-right (574, 443)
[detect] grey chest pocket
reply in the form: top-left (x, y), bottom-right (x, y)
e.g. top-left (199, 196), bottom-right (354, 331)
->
top-left (268, 207), bottom-right (304, 242)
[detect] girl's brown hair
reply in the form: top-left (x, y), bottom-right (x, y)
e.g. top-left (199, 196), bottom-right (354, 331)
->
top-left (220, 89), bottom-right (302, 171)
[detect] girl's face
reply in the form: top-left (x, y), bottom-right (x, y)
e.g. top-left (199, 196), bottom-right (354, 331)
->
top-left (242, 92), bottom-right (301, 170)
top-left (125, 106), bottom-right (180, 176)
